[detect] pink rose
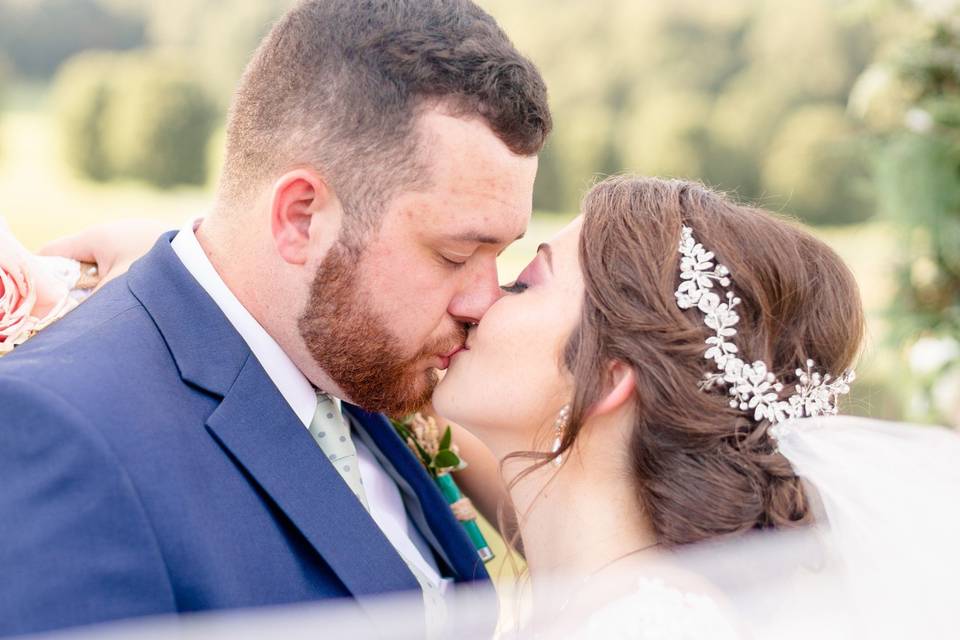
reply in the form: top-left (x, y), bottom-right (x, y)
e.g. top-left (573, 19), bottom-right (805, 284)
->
top-left (0, 218), bottom-right (72, 354)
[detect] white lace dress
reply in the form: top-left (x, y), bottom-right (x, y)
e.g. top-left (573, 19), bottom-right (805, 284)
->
top-left (563, 577), bottom-right (740, 640)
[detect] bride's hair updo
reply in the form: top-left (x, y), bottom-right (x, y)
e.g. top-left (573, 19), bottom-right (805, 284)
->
top-left (560, 175), bottom-right (865, 546)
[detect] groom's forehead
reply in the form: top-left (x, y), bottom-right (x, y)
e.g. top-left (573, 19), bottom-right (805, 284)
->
top-left (411, 206), bottom-right (528, 245)
top-left (419, 179), bottom-right (535, 243)
top-left (417, 202), bottom-right (531, 247)
top-left (415, 110), bottom-right (539, 186)
top-left (391, 184), bottom-right (532, 241)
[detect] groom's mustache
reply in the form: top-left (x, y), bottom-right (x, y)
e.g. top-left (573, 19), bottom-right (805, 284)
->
top-left (419, 324), bottom-right (469, 366)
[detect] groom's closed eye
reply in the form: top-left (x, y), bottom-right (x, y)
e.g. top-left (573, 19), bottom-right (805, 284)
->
top-left (438, 253), bottom-right (469, 268)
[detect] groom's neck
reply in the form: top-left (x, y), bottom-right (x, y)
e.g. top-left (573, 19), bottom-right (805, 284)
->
top-left (194, 215), bottom-right (346, 398)
top-left (195, 216), bottom-right (287, 342)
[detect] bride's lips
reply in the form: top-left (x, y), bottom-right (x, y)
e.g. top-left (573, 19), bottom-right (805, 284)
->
top-left (438, 345), bottom-right (469, 370)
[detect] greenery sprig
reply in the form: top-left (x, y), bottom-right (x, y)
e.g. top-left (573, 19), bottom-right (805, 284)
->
top-left (390, 412), bottom-right (467, 478)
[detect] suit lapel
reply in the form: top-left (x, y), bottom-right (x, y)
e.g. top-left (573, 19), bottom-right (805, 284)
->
top-left (345, 405), bottom-right (491, 584)
top-left (205, 357), bottom-right (419, 597)
top-left (127, 234), bottom-right (419, 598)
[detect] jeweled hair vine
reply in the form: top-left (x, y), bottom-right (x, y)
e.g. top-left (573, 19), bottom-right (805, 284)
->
top-left (675, 225), bottom-right (855, 428)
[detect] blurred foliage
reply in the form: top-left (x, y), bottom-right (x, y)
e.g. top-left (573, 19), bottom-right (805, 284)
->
top-left (138, 0), bottom-right (295, 110)
top-left (53, 52), bottom-right (116, 181)
top-left (53, 51), bottom-right (217, 187)
top-left (762, 104), bottom-right (873, 224)
top-left (4, 0), bottom-right (289, 187)
top-left (0, 0), bottom-right (144, 79)
top-left (854, 0), bottom-right (960, 426)
top-left (4, 0), bottom-right (880, 225)
top-left (104, 53), bottom-right (218, 187)
top-left (481, 0), bottom-right (877, 223)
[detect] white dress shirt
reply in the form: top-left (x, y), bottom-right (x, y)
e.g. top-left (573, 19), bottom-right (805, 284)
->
top-left (170, 220), bottom-right (448, 591)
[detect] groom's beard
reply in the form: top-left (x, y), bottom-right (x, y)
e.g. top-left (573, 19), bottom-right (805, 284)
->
top-left (298, 241), bottom-right (465, 417)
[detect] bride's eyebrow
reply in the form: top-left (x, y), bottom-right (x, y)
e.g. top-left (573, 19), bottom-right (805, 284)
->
top-left (536, 243), bottom-right (554, 272)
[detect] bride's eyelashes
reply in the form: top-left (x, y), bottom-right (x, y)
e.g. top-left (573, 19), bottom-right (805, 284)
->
top-left (501, 256), bottom-right (542, 294)
top-left (500, 280), bottom-right (529, 294)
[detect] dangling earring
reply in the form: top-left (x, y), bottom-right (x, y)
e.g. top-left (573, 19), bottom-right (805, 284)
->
top-left (552, 404), bottom-right (570, 467)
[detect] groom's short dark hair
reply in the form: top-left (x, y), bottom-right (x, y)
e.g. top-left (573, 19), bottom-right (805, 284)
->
top-left (219, 0), bottom-right (551, 228)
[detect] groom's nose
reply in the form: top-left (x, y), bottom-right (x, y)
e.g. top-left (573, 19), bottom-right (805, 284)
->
top-left (447, 261), bottom-right (504, 324)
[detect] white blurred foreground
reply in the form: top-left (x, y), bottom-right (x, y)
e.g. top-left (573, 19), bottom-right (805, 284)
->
top-left (21, 526), bottom-right (957, 640)
top-left (22, 417), bottom-right (960, 639)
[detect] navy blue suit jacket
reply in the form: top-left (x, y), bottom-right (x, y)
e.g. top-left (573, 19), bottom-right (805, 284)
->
top-left (0, 233), bottom-right (491, 637)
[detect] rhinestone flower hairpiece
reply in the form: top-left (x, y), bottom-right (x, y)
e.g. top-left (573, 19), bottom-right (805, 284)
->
top-left (675, 225), bottom-right (855, 425)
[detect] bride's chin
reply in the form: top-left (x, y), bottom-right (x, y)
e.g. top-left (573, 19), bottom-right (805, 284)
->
top-left (431, 376), bottom-right (454, 416)
top-left (431, 371), bottom-right (467, 425)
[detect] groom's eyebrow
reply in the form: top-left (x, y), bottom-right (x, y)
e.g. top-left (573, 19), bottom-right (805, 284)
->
top-left (451, 231), bottom-right (525, 245)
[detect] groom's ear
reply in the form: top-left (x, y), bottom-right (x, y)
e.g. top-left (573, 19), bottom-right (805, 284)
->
top-left (587, 361), bottom-right (636, 419)
top-left (270, 168), bottom-right (340, 266)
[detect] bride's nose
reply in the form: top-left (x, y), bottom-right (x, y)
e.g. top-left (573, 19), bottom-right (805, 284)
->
top-left (447, 261), bottom-right (504, 324)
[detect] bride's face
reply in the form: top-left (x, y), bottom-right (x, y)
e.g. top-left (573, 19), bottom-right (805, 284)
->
top-left (433, 216), bottom-right (585, 455)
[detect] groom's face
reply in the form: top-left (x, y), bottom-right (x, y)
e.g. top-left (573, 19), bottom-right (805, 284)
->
top-left (300, 111), bottom-right (538, 415)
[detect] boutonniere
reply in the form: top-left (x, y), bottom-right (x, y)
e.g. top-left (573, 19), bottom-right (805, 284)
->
top-left (391, 412), bottom-right (494, 563)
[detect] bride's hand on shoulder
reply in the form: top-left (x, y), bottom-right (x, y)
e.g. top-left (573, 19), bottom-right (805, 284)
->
top-left (37, 218), bottom-right (174, 290)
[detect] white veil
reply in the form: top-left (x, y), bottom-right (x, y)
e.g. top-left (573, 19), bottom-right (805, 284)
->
top-left (760, 414), bottom-right (960, 637)
top-left (516, 415), bottom-right (960, 639)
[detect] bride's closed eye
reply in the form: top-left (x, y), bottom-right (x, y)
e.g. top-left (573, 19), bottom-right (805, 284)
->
top-left (501, 248), bottom-right (549, 295)
top-left (500, 280), bottom-right (529, 294)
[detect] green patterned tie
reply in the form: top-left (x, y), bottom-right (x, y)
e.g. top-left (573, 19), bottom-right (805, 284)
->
top-left (309, 391), bottom-right (369, 510)
top-left (312, 392), bottom-right (448, 633)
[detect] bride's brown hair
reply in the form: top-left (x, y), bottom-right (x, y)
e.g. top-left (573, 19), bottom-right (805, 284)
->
top-left (556, 175), bottom-right (864, 546)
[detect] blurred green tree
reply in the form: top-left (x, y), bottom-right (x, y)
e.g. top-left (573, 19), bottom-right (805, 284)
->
top-left (617, 89), bottom-right (712, 181)
top-left (52, 52), bottom-right (119, 181)
top-left (762, 104), bottom-right (874, 224)
top-left (142, 0), bottom-right (294, 109)
top-left (103, 53), bottom-right (217, 187)
top-left (479, 0), bottom-right (877, 223)
top-left (53, 50), bottom-right (217, 187)
top-left (855, 4), bottom-right (960, 426)
top-left (24, 0), bottom-right (890, 223)
top-left (0, 0), bottom-right (144, 79)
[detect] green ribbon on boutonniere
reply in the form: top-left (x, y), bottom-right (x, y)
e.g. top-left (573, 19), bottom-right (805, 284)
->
top-left (391, 413), bottom-right (494, 563)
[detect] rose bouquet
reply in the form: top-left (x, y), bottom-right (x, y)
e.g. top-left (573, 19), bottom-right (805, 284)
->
top-left (0, 218), bottom-right (98, 355)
